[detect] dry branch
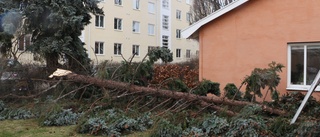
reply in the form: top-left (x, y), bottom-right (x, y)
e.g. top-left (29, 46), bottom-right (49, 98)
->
top-left (51, 69), bottom-right (286, 116)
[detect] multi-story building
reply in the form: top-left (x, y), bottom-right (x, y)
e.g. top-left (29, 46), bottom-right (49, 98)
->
top-left (81, 0), bottom-right (198, 64)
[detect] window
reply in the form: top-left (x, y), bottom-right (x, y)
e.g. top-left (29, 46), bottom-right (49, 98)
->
top-left (176, 49), bottom-right (181, 58)
top-left (176, 10), bottom-right (181, 19)
top-left (162, 0), bottom-right (169, 8)
top-left (176, 29), bottom-right (181, 38)
top-left (162, 35), bottom-right (169, 48)
top-left (114, 18), bottom-right (122, 30)
top-left (288, 43), bottom-right (320, 89)
top-left (132, 21), bottom-right (140, 33)
top-left (148, 2), bottom-right (155, 13)
top-left (95, 15), bottom-right (104, 27)
top-left (18, 35), bottom-right (31, 51)
top-left (148, 24), bottom-right (155, 35)
top-left (186, 0), bottom-right (190, 4)
top-left (94, 42), bottom-right (104, 55)
top-left (115, 0), bottom-right (122, 5)
top-left (186, 12), bottom-right (191, 22)
top-left (114, 43), bottom-right (122, 55)
top-left (186, 49), bottom-right (191, 58)
top-left (162, 15), bottom-right (169, 30)
top-left (132, 45), bottom-right (140, 55)
top-left (133, 0), bottom-right (140, 9)
top-left (148, 46), bottom-right (158, 52)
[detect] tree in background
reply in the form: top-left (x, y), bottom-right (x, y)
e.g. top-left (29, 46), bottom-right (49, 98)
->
top-left (0, 0), bottom-right (103, 73)
top-left (189, 0), bottom-right (236, 24)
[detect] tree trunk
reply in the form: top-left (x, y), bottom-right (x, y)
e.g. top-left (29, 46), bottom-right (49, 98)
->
top-left (58, 72), bottom-right (286, 116)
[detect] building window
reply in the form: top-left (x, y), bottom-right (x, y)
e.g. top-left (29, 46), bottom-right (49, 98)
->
top-left (186, 12), bottom-right (191, 22)
top-left (176, 29), bottom-right (181, 38)
top-left (133, 0), bottom-right (140, 9)
top-left (162, 15), bottom-right (169, 30)
top-left (95, 15), bottom-right (104, 27)
top-left (114, 43), bottom-right (122, 55)
top-left (94, 42), bottom-right (104, 55)
top-left (132, 45), bottom-right (140, 55)
top-left (186, 49), bottom-right (191, 58)
top-left (115, 0), bottom-right (122, 5)
top-left (148, 2), bottom-right (155, 13)
top-left (176, 49), bottom-right (181, 58)
top-left (186, 0), bottom-right (190, 4)
top-left (132, 21), bottom-right (140, 33)
top-left (176, 10), bottom-right (181, 19)
top-left (148, 24), bottom-right (155, 35)
top-left (18, 35), bottom-right (31, 51)
top-left (114, 18), bottom-right (122, 30)
top-left (288, 43), bottom-right (320, 89)
top-left (162, 0), bottom-right (169, 8)
top-left (148, 46), bottom-right (158, 52)
top-left (162, 35), bottom-right (169, 48)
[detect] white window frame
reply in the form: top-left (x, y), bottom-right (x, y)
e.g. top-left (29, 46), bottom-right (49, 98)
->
top-left (176, 49), bottom-right (181, 58)
top-left (133, 0), bottom-right (140, 10)
top-left (162, 35), bottom-right (169, 48)
top-left (132, 45), bottom-right (140, 56)
top-left (114, 43), bottom-right (122, 55)
top-left (148, 2), bottom-right (155, 13)
top-left (176, 10), bottom-right (181, 20)
top-left (18, 34), bottom-right (31, 51)
top-left (114, 18), bottom-right (122, 30)
top-left (162, 15), bottom-right (169, 30)
top-left (94, 42), bottom-right (104, 55)
top-left (115, 0), bottom-right (122, 5)
top-left (186, 12), bottom-right (191, 22)
top-left (287, 43), bottom-right (320, 91)
top-left (148, 24), bottom-right (155, 35)
top-left (186, 49), bottom-right (191, 58)
top-left (95, 15), bottom-right (104, 28)
top-left (176, 29), bottom-right (181, 39)
top-left (162, 0), bottom-right (169, 8)
top-left (132, 21), bottom-right (140, 33)
top-left (186, 0), bottom-right (190, 4)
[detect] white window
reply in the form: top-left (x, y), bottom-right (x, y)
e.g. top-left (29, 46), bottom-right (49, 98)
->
top-left (115, 0), bottom-right (122, 5)
top-left (288, 43), bottom-right (320, 90)
top-left (162, 15), bottom-right (169, 30)
top-left (186, 12), bottom-right (191, 22)
top-left (114, 43), bottom-right (122, 55)
top-left (132, 21), bottom-right (140, 33)
top-left (148, 24), bottom-right (155, 35)
top-left (18, 34), bottom-right (31, 51)
top-left (176, 10), bottom-right (181, 19)
top-left (148, 2), bottom-right (155, 13)
top-left (95, 15), bottom-right (104, 27)
top-left (176, 29), bottom-right (181, 38)
top-left (114, 18), bottom-right (122, 30)
top-left (132, 45), bottom-right (140, 55)
top-left (186, 49), bottom-right (191, 58)
top-left (186, 0), bottom-right (190, 4)
top-left (133, 0), bottom-right (140, 9)
top-left (176, 49), bottom-right (181, 58)
top-left (94, 42), bottom-right (104, 55)
top-left (162, 35), bottom-right (169, 48)
top-left (162, 0), bottom-right (169, 8)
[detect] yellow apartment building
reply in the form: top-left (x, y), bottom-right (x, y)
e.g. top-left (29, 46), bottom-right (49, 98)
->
top-left (81, 0), bottom-right (199, 64)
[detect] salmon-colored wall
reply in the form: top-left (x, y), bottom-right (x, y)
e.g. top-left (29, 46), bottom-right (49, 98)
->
top-left (199, 0), bottom-right (320, 100)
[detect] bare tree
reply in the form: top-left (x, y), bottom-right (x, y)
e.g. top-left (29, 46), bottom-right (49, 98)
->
top-left (189, 0), bottom-right (236, 24)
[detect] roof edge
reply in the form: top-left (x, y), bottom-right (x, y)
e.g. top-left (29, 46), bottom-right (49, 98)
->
top-left (181, 0), bottom-right (249, 39)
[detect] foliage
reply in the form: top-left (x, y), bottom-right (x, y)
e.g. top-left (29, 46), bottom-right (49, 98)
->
top-left (269, 117), bottom-right (296, 137)
top-left (43, 109), bottom-right (82, 126)
top-left (241, 62), bottom-right (284, 102)
top-left (193, 80), bottom-right (220, 96)
top-left (151, 119), bottom-right (183, 137)
top-left (0, 101), bottom-right (33, 120)
top-left (200, 115), bottom-right (229, 136)
top-left (224, 83), bottom-right (242, 100)
top-left (292, 120), bottom-right (320, 137)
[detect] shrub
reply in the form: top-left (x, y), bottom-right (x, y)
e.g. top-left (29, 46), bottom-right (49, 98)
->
top-left (193, 80), bottom-right (220, 96)
top-left (292, 121), bottom-right (320, 137)
top-left (43, 109), bottom-right (82, 126)
top-left (151, 119), bottom-right (183, 137)
top-left (224, 83), bottom-right (242, 100)
top-left (201, 115), bottom-right (229, 136)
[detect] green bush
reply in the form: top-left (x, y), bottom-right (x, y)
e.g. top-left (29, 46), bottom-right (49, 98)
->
top-left (201, 115), bottom-right (229, 136)
top-left (193, 80), bottom-right (220, 96)
top-left (43, 109), bottom-right (82, 126)
top-left (151, 119), bottom-right (183, 137)
top-left (224, 83), bottom-right (242, 100)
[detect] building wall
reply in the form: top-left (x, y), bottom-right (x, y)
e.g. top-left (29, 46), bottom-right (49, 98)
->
top-left (199, 0), bottom-right (320, 99)
top-left (82, 0), bottom-right (198, 64)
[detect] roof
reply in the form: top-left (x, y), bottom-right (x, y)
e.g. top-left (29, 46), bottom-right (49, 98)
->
top-left (181, 0), bottom-right (249, 39)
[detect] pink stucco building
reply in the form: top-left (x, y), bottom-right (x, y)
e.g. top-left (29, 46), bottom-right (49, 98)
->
top-left (182, 0), bottom-right (320, 100)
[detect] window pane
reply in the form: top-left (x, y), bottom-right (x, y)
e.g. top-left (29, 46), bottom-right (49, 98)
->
top-left (291, 46), bottom-right (304, 85)
top-left (307, 46), bottom-right (320, 84)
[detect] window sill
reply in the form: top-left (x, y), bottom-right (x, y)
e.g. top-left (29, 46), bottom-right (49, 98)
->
top-left (287, 86), bottom-right (320, 91)
top-left (133, 32), bottom-right (140, 34)
top-left (114, 29), bottom-right (123, 32)
top-left (95, 54), bottom-right (105, 56)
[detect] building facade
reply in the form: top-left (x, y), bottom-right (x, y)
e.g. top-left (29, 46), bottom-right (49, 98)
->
top-left (81, 0), bottom-right (198, 64)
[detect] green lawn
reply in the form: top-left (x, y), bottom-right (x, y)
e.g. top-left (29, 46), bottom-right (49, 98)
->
top-left (0, 119), bottom-right (151, 137)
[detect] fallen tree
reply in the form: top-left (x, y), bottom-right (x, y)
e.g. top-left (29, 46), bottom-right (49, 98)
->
top-left (50, 69), bottom-right (286, 116)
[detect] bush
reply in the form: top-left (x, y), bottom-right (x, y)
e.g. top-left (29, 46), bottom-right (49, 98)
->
top-left (201, 115), bottom-right (229, 136)
top-left (224, 83), bottom-right (242, 100)
top-left (43, 109), bottom-right (82, 126)
top-left (193, 80), bottom-right (220, 96)
top-left (151, 119), bottom-right (183, 137)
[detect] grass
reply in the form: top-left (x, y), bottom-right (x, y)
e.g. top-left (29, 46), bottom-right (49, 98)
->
top-left (0, 119), bottom-right (152, 137)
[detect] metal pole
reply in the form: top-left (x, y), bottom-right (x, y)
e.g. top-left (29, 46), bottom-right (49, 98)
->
top-left (290, 70), bottom-right (320, 124)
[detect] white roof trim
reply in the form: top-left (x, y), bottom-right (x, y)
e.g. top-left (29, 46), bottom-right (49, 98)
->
top-left (182, 0), bottom-right (249, 39)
